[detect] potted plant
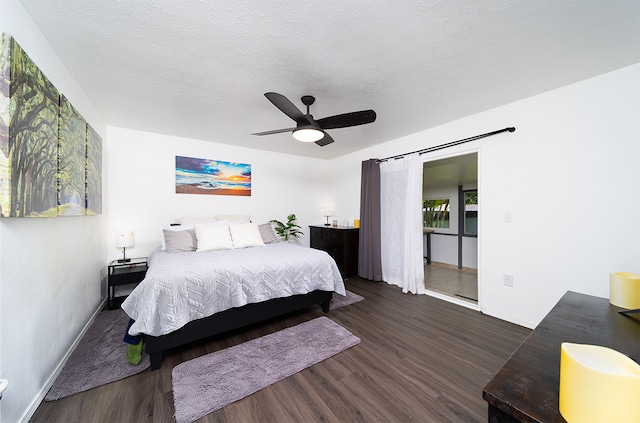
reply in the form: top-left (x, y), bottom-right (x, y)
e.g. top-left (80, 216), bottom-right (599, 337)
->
top-left (270, 213), bottom-right (303, 242)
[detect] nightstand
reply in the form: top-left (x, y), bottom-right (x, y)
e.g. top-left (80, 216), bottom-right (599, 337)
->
top-left (107, 257), bottom-right (148, 309)
top-left (309, 225), bottom-right (359, 277)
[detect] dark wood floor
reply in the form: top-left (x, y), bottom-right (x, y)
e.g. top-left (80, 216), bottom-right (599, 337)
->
top-left (31, 277), bottom-right (530, 423)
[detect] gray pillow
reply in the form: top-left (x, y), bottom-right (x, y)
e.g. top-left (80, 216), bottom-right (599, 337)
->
top-left (162, 228), bottom-right (197, 252)
top-left (259, 223), bottom-right (280, 244)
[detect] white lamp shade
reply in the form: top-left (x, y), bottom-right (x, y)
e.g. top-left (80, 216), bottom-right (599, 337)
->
top-left (322, 207), bottom-right (334, 217)
top-left (115, 230), bottom-right (135, 248)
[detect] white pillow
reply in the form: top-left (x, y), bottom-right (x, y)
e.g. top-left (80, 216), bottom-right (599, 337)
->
top-left (215, 214), bottom-right (251, 223)
top-left (229, 223), bottom-right (265, 248)
top-left (160, 225), bottom-right (194, 250)
top-left (195, 223), bottom-right (233, 252)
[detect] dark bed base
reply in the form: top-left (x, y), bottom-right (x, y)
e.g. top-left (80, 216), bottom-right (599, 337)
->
top-left (145, 290), bottom-right (333, 370)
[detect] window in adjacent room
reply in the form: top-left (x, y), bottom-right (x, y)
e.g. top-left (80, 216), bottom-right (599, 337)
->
top-left (423, 198), bottom-right (450, 229)
top-left (464, 190), bottom-right (478, 235)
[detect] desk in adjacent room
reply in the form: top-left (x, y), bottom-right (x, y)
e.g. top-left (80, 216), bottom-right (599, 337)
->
top-left (423, 229), bottom-right (434, 264)
top-left (483, 291), bottom-right (640, 423)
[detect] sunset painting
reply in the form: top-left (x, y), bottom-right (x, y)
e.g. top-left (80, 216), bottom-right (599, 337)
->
top-left (175, 156), bottom-right (251, 196)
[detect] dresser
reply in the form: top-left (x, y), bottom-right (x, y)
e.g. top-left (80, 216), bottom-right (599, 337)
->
top-left (309, 225), bottom-right (359, 277)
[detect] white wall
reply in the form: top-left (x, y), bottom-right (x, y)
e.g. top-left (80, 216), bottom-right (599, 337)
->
top-left (426, 235), bottom-right (478, 269)
top-left (329, 63), bottom-right (640, 328)
top-left (106, 127), bottom-right (331, 260)
top-left (0, 1), bottom-right (107, 422)
top-left (461, 237), bottom-right (477, 269)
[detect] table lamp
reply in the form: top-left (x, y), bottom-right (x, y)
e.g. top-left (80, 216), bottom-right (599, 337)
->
top-left (322, 207), bottom-right (334, 227)
top-left (610, 272), bottom-right (640, 315)
top-left (115, 230), bottom-right (135, 263)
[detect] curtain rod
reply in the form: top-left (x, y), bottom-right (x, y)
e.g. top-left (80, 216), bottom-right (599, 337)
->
top-left (377, 127), bottom-right (515, 162)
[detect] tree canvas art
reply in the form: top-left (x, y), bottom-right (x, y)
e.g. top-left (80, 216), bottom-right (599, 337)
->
top-left (0, 34), bottom-right (102, 218)
top-left (85, 124), bottom-right (102, 215)
top-left (58, 95), bottom-right (86, 216)
top-left (0, 34), bottom-right (60, 217)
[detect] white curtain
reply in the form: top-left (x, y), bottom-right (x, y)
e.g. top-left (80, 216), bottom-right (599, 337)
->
top-left (380, 153), bottom-right (425, 294)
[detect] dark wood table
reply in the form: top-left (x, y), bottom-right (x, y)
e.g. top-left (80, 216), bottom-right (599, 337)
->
top-left (482, 291), bottom-right (640, 423)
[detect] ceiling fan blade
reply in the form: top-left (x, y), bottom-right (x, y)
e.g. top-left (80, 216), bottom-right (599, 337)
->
top-left (251, 127), bottom-right (295, 136)
top-left (264, 92), bottom-right (307, 124)
top-left (315, 132), bottom-right (335, 147)
top-left (316, 110), bottom-right (377, 129)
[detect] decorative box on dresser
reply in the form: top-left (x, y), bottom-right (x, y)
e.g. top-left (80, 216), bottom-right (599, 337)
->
top-left (309, 225), bottom-right (359, 277)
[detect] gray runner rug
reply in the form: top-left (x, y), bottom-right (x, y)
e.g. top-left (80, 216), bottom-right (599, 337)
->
top-left (330, 289), bottom-right (364, 310)
top-left (45, 309), bottom-right (150, 401)
top-left (172, 316), bottom-right (361, 423)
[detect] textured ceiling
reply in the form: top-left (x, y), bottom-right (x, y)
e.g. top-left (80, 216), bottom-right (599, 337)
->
top-left (423, 153), bottom-right (478, 190)
top-left (18, 0), bottom-right (640, 159)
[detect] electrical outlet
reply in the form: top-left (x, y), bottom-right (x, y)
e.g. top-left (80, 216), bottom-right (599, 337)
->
top-left (503, 274), bottom-right (514, 287)
top-left (503, 212), bottom-right (512, 222)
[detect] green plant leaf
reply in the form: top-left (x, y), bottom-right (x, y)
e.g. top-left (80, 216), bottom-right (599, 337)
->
top-left (270, 213), bottom-right (304, 241)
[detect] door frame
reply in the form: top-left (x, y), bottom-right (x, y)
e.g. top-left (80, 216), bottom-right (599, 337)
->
top-left (421, 147), bottom-right (480, 310)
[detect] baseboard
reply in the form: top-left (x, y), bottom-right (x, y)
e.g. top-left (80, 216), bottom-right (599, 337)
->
top-left (18, 298), bottom-right (108, 423)
top-left (425, 290), bottom-right (480, 311)
top-left (482, 307), bottom-right (535, 330)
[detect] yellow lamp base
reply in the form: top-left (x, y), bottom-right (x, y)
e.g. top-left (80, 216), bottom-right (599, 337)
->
top-left (560, 343), bottom-right (640, 423)
top-left (610, 272), bottom-right (640, 310)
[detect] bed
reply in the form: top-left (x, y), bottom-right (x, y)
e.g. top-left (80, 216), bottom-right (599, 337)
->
top-left (121, 223), bottom-right (346, 369)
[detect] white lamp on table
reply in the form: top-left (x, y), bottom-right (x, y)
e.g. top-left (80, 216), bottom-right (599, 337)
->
top-left (115, 230), bottom-right (135, 263)
top-left (322, 207), bottom-right (334, 227)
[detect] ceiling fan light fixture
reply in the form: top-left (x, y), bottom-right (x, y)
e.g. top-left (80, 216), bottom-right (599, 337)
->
top-left (292, 127), bottom-right (324, 142)
top-left (253, 92), bottom-right (376, 147)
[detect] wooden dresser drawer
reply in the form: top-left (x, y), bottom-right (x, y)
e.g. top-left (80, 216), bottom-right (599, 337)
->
top-left (309, 225), bottom-right (359, 277)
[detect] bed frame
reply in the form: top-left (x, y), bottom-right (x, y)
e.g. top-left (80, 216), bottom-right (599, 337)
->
top-left (145, 289), bottom-right (333, 370)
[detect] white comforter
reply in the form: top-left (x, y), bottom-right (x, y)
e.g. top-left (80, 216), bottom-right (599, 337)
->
top-left (121, 243), bottom-right (346, 337)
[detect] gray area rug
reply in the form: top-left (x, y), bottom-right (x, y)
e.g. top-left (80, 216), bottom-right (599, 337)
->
top-left (330, 289), bottom-right (364, 310)
top-left (45, 309), bottom-right (149, 401)
top-left (172, 316), bottom-right (361, 423)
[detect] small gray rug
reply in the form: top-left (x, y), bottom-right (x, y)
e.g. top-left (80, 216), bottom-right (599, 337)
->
top-left (172, 316), bottom-right (360, 423)
top-left (45, 309), bottom-right (149, 401)
top-left (330, 289), bottom-right (364, 310)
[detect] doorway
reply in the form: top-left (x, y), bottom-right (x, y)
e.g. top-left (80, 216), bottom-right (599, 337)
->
top-left (422, 152), bottom-right (478, 307)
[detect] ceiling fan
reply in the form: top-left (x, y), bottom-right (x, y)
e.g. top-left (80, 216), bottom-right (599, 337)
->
top-left (251, 92), bottom-right (376, 147)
